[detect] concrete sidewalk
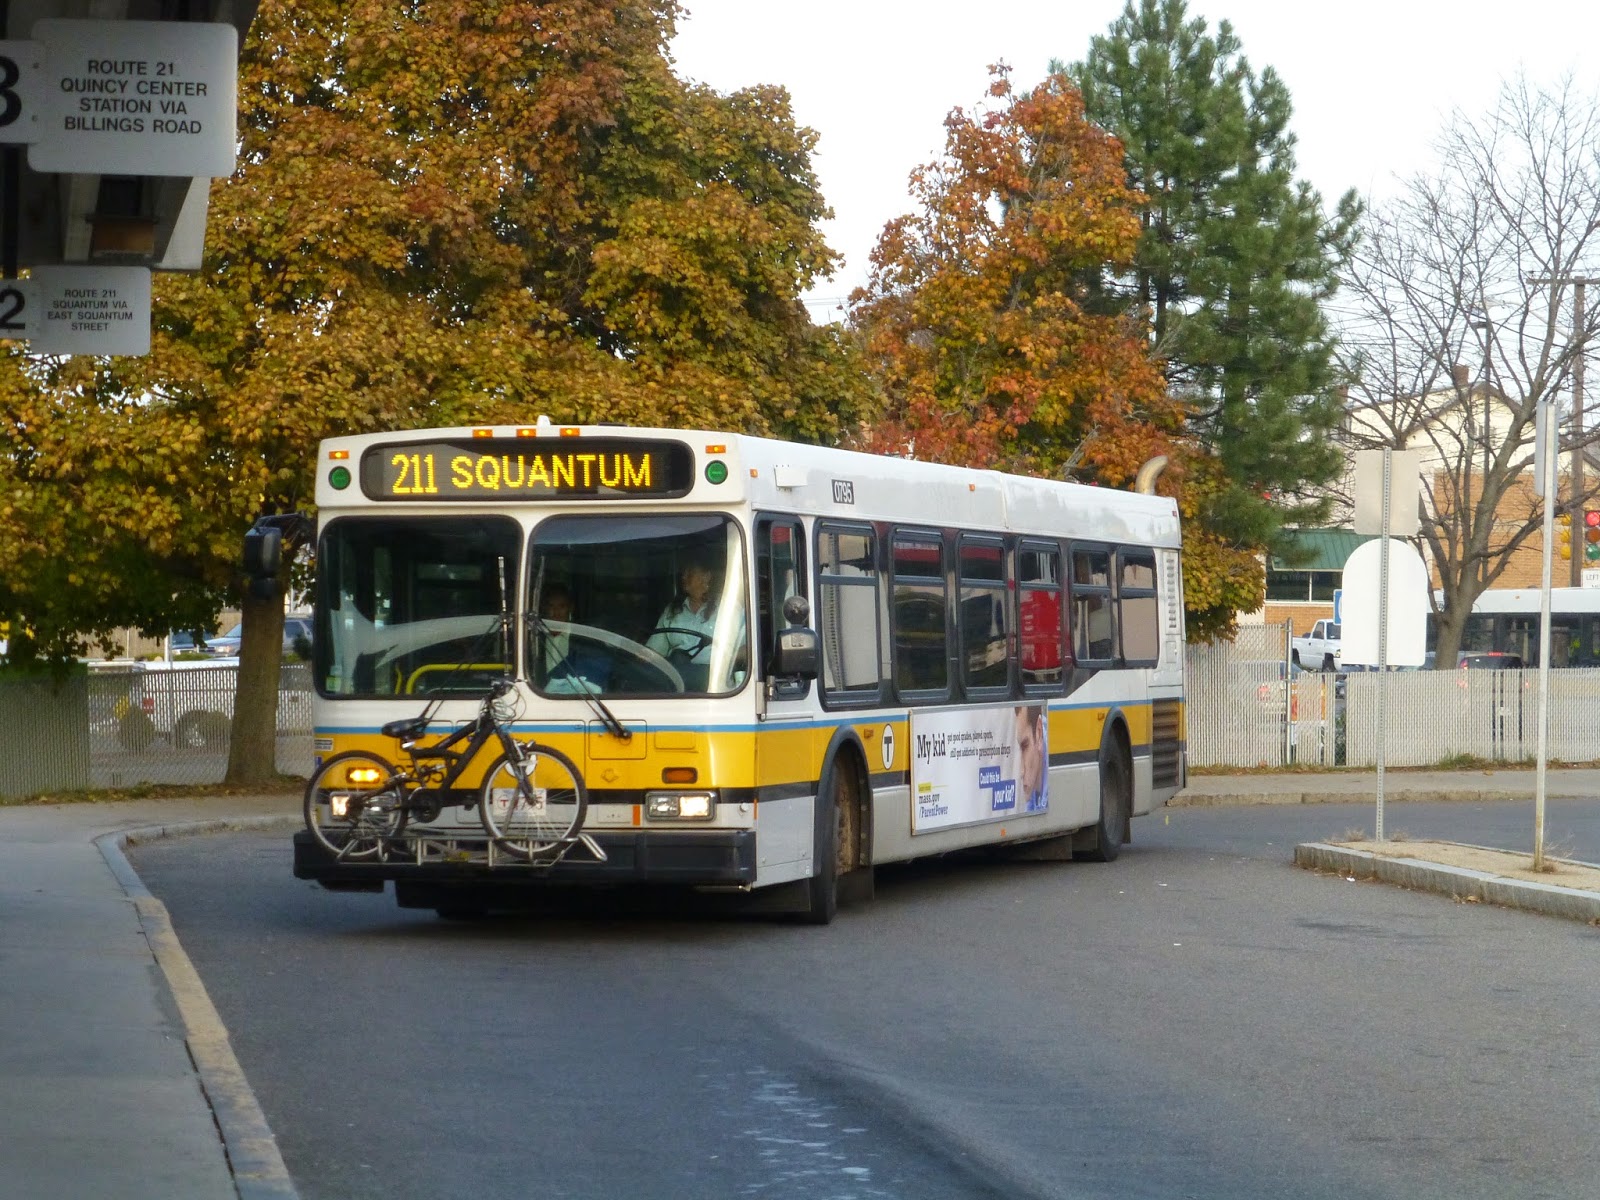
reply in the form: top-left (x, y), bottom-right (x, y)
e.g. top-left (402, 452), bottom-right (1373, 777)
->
top-left (1175, 766), bottom-right (1600, 807)
top-left (0, 794), bottom-right (301, 1200)
top-left (2, 773), bottom-right (1598, 1200)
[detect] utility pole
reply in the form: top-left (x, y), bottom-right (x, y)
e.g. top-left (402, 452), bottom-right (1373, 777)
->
top-left (1529, 275), bottom-right (1600, 586)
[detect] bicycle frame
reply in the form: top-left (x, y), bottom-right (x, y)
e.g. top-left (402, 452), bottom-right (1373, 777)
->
top-left (387, 692), bottom-right (525, 817)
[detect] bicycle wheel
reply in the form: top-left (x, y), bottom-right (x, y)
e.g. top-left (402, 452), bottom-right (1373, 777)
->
top-left (304, 751), bottom-right (409, 861)
top-left (478, 742), bottom-right (586, 858)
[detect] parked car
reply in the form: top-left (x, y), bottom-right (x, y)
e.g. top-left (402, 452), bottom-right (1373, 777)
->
top-left (1458, 652), bottom-right (1524, 670)
top-left (166, 629), bottom-right (216, 657)
top-left (1290, 619), bottom-right (1342, 671)
top-left (117, 656), bottom-right (311, 750)
top-left (206, 615), bottom-right (312, 660)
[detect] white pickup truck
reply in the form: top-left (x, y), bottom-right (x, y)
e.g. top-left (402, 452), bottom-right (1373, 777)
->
top-left (1291, 619), bottom-right (1342, 671)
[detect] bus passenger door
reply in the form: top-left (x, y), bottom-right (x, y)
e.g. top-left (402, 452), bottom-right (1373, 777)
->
top-left (753, 515), bottom-right (816, 881)
top-left (754, 515), bottom-right (812, 716)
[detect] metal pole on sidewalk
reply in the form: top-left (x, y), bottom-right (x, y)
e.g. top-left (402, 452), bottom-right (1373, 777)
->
top-left (1376, 447), bottom-right (1391, 841)
top-left (1535, 398), bottom-right (1555, 870)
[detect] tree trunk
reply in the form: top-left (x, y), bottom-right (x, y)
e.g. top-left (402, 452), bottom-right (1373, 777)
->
top-left (224, 587), bottom-right (286, 785)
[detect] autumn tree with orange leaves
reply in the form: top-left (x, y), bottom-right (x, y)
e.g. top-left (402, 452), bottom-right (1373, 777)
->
top-left (851, 67), bottom-right (1174, 477)
top-left (849, 68), bottom-right (1260, 638)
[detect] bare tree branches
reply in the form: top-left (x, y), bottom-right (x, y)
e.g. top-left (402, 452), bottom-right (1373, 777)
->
top-left (1334, 73), bottom-right (1600, 664)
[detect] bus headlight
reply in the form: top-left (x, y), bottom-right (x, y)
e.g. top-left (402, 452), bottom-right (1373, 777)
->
top-left (644, 791), bottom-right (717, 821)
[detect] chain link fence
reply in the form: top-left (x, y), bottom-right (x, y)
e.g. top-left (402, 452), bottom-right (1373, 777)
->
top-left (0, 661), bottom-right (314, 797)
top-left (9, 638), bottom-right (1600, 795)
top-left (1187, 627), bottom-right (1600, 768)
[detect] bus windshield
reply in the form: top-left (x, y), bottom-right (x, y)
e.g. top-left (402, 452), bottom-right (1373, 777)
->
top-left (528, 513), bottom-right (749, 697)
top-left (315, 515), bottom-right (521, 697)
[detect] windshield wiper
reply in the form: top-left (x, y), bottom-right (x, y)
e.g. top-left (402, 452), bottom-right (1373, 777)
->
top-left (527, 615), bottom-right (632, 741)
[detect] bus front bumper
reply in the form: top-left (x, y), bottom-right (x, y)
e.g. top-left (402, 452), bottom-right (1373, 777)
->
top-left (291, 828), bottom-right (758, 889)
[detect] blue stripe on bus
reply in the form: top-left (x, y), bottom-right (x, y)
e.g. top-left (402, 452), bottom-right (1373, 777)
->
top-left (315, 697), bottom-right (1163, 739)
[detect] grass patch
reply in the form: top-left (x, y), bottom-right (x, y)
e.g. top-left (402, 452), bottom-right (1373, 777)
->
top-left (1433, 752), bottom-right (1495, 770)
top-left (1534, 835), bottom-right (1580, 874)
top-left (0, 776), bottom-right (305, 807)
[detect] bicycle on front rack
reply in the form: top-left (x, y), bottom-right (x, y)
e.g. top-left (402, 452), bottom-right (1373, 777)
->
top-left (303, 678), bottom-right (588, 863)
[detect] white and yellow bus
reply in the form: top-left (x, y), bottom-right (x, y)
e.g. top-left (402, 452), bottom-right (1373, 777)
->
top-left (291, 421), bottom-right (1186, 922)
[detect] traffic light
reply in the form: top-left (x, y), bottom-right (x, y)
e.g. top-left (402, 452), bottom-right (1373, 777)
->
top-left (1586, 510), bottom-right (1600, 561)
top-left (1559, 512), bottom-right (1573, 559)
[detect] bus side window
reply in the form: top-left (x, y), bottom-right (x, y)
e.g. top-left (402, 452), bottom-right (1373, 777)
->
top-left (892, 531), bottom-right (949, 697)
top-left (1071, 546), bottom-right (1116, 664)
top-left (757, 516), bottom-right (808, 695)
top-left (958, 535), bottom-right (1007, 693)
top-left (1018, 541), bottom-right (1065, 692)
top-left (1118, 548), bottom-right (1159, 666)
top-left (816, 522), bottom-right (882, 704)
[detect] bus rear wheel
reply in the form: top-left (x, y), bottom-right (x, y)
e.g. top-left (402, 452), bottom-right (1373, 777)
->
top-left (1078, 741), bottom-right (1130, 863)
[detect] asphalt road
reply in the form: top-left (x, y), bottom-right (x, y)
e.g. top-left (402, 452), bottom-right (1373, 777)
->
top-left (130, 798), bottom-right (1600, 1200)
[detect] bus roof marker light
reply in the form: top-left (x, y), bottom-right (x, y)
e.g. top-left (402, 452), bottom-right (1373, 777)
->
top-left (560, 427), bottom-right (581, 437)
top-left (705, 460), bottom-right (728, 485)
top-left (329, 465), bottom-right (352, 490)
top-left (472, 428), bottom-right (493, 438)
top-left (328, 449), bottom-right (349, 460)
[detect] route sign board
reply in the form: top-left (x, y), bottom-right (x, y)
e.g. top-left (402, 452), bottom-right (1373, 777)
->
top-left (0, 20), bottom-right (237, 177)
top-left (12, 266), bottom-right (152, 356)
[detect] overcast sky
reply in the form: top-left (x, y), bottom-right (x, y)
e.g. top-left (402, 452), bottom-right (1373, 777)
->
top-left (669, 0), bottom-right (1600, 320)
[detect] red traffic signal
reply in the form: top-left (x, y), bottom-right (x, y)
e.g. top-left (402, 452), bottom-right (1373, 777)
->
top-left (1587, 510), bottom-right (1600, 528)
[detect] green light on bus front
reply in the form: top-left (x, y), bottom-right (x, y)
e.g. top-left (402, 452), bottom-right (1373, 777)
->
top-left (704, 460), bottom-right (728, 485)
top-left (329, 465), bottom-right (352, 490)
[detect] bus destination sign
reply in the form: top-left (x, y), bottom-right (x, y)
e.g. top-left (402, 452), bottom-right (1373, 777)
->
top-left (361, 437), bottom-right (696, 501)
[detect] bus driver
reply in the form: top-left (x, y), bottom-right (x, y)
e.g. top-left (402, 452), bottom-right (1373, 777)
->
top-left (646, 556), bottom-right (745, 690)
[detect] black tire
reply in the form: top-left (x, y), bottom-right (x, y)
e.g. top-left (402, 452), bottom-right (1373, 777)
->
top-left (478, 742), bottom-right (586, 859)
top-left (304, 751), bottom-right (408, 861)
top-left (801, 756), bottom-right (860, 925)
top-left (118, 710), bottom-right (156, 752)
top-left (197, 711), bottom-right (230, 746)
top-left (1080, 740), bottom-right (1130, 863)
top-left (1322, 655), bottom-right (1335, 672)
top-left (175, 710), bottom-right (230, 749)
top-left (174, 713), bottom-right (202, 749)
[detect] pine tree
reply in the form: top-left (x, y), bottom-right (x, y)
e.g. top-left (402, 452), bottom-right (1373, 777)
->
top-left (1070, 0), bottom-right (1359, 577)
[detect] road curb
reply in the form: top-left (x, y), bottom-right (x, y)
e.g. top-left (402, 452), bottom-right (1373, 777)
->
top-left (1294, 841), bottom-right (1600, 924)
top-left (97, 814), bottom-right (303, 1200)
top-left (1171, 788), bottom-right (1528, 807)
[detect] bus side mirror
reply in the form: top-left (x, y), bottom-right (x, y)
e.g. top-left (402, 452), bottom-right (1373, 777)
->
top-left (774, 594), bottom-right (819, 680)
top-left (243, 526), bottom-right (283, 580)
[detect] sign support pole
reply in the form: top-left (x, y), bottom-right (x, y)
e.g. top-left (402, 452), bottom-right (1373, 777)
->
top-left (1534, 400), bottom-right (1555, 870)
top-left (1375, 447), bottom-right (1391, 841)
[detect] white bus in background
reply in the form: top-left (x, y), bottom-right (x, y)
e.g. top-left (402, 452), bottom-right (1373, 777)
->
top-left (290, 423), bottom-right (1187, 922)
top-left (1448, 587), bottom-right (1600, 668)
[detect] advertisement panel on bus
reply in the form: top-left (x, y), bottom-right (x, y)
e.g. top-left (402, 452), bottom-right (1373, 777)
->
top-left (910, 703), bottom-right (1049, 832)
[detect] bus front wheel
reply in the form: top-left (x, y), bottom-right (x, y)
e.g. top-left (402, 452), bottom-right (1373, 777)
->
top-left (800, 756), bottom-right (861, 925)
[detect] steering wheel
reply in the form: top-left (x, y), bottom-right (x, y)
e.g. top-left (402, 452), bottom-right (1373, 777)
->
top-left (553, 623), bottom-right (686, 693)
top-left (651, 627), bottom-right (715, 657)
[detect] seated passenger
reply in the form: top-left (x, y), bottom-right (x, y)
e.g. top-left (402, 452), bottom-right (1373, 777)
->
top-left (537, 583), bottom-right (606, 692)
